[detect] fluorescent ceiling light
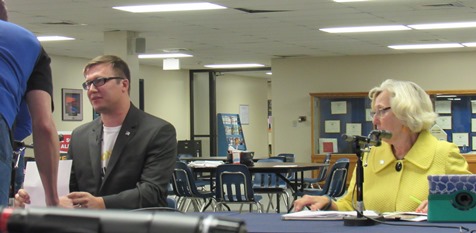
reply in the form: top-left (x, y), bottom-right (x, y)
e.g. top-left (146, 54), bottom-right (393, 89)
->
top-left (319, 25), bottom-right (410, 33)
top-left (409, 22), bottom-right (476, 30)
top-left (138, 53), bottom-right (193, 59)
top-left (266, 72), bottom-right (272, 75)
top-left (388, 43), bottom-right (463, 50)
top-left (334, 0), bottom-right (369, 2)
top-left (462, 42), bottom-right (476, 47)
top-left (113, 2), bottom-right (226, 13)
top-left (436, 95), bottom-right (457, 98)
top-left (204, 63), bottom-right (265, 68)
top-left (37, 36), bottom-right (75, 41)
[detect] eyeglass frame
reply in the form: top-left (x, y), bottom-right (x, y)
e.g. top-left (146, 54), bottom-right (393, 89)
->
top-left (82, 77), bottom-right (124, 90)
top-left (370, 106), bottom-right (392, 119)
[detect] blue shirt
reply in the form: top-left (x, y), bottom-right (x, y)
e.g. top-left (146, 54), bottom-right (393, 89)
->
top-left (0, 20), bottom-right (53, 129)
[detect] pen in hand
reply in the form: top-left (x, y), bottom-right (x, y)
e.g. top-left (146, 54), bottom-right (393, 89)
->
top-left (409, 195), bottom-right (422, 205)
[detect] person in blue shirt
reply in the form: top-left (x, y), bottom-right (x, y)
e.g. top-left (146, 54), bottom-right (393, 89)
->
top-left (0, 0), bottom-right (59, 206)
top-left (11, 102), bottom-right (32, 196)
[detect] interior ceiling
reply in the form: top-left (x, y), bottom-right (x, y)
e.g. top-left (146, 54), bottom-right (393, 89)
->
top-left (6, 0), bottom-right (476, 78)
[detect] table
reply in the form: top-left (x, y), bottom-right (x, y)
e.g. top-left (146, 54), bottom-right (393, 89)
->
top-left (190, 162), bottom-right (326, 212)
top-left (179, 156), bottom-right (266, 162)
top-left (190, 212), bottom-right (476, 233)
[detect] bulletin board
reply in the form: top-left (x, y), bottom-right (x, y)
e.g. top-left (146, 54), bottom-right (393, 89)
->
top-left (311, 90), bottom-right (476, 155)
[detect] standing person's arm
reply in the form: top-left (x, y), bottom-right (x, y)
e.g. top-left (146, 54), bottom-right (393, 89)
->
top-left (26, 90), bottom-right (59, 206)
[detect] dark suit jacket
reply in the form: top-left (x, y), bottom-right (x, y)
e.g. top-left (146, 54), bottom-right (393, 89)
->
top-left (68, 104), bottom-right (176, 209)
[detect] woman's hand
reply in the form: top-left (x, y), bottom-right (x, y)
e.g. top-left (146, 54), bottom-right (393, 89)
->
top-left (293, 195), bottom-right (333, 211)
top-left (415, 200), bottom-right (428, 213)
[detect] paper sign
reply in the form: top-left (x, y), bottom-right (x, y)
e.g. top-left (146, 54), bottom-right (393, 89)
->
top-left (23, 160), bottom-right (72, 207)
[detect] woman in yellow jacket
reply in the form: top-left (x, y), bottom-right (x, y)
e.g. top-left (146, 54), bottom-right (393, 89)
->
top-left (294, 79), bottom-right (471, 213)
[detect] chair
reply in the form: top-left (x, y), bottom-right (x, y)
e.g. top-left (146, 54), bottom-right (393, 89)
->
top-left (302, 153), bottom-right (332, 189)
top-left (252, 158), bottom-right (291, 213)
top-left (301, 158), bottom-right (349, 199)
top-left (276, 153), bottom-right (295, 163)
top-left (176, 154), bottom-right (209, 189)
top-left (214, 164), bottom-right (263, 213)
top-left (171, 161), bottom-right (215, 212)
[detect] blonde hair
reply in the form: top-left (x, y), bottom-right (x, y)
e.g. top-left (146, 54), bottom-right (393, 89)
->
top-left (83, 55), bottom-right (130, 92)
top-left (369, 79), bottom-right (437, 132)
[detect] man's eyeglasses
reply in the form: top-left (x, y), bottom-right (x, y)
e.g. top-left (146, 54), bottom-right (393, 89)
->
top-left (370, 107), bottom-right (391, 119)
top-left (82, 77), bottom-right (124, 90)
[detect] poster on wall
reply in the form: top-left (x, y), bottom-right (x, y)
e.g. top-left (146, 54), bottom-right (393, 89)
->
top-left (61, 88), bottom-right (83, 121)
top-left (319, 138), bottom-right (338, 154)
top-left (58, 131), bottom-right (72, 159)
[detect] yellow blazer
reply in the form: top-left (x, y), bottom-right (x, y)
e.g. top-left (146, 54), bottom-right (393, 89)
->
top-left (335, 130), bottom-right (471, 212)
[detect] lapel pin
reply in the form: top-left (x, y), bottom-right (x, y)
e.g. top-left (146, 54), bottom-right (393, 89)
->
top-left (125, 131), bottom-right (130, 136)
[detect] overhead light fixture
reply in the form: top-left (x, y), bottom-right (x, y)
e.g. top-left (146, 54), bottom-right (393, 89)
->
top-left (37, 36), bottom-right (75, 42)
top-left (462, 42), bottom-right (476, 47)
top-left (388, 43), bottom-right (464, 50)
top-left (204, 63), bottom-right (265, 68)
top-left (408, 21), bottom-right (476, 30)
top-left (436, 95), bottom-right (457, 98)
top-left (138, 53), bottom-right (193, 59)
top-left (266, 72), bottom-right (272, 75)
top-left (163, 58), bottom-right (180, 70)
top-left (333, 0), bottom-right (369, 2)
top-left (319, 25), bottom-right (410, 33)
top-left (113, 2), bottom-right (226, 13)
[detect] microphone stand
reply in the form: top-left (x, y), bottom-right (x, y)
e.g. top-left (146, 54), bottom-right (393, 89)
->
top-left (342, 136), bottom-right (377, 226)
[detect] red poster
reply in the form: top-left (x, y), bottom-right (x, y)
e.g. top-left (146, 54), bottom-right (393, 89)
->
top-left (58, 131), bottom-right (72, 154)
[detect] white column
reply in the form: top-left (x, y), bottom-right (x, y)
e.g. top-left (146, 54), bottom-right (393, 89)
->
top-left (103, 31), bottom-right (140, 106)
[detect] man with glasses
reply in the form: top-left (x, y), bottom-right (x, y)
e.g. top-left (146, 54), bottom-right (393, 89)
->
top-left (16, 55), bottom-right (177, 209)
top-left (294, 79), bottom-right (470, 214)
top-left (1, 0), bottom-right (59, 206)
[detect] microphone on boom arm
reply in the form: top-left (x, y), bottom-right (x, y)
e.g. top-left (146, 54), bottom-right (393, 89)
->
top-left (342, 130), bottom-right (392, 147)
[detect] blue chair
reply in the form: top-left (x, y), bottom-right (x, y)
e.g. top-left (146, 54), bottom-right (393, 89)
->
top-left (176, 154), bottom-right (208, 189)
top-left (302, 158), bottom-right (350, 199)
top-left (304, 153), bottom-right (332, 189)
top-left (214, 164), bottom-right (263, 213)
top-left (171, 161), bottom-right (215, 212)
top-left (252, 158), bottom-right (290, 213)
top-left (276, 153), bottom-right (295, 163)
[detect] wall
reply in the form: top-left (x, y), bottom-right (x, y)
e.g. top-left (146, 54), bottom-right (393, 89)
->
top-left (50, 55), bottom-right (190, 140)
top-left (271, 51), bottom-right (476, 162)
top-left (24, 55), bottom-right (269, 158)
top-left (216, 74), bottom-right (269, 157)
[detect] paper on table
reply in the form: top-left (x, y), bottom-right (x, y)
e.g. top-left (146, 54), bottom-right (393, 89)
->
top-left (273, 164), bottom-right (298, 167)
top-left (282, 210), bottom-right (379, 220)
top-left (382, 212), bottom-right (427, 222)
top-left (23, 160), bottom-right (72, 207)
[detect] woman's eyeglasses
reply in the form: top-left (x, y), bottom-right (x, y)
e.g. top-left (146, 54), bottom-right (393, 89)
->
top-left (82, 77), bottom-right (124, 90)
top-left (370, 107), bottom-right (391, 119)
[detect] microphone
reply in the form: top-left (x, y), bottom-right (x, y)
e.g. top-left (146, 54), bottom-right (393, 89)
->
top-left (342, 134), bottom-right (382, 146)
top-left (369, 130), bottom-right (392, 140)
top-left (0, 207), bottom-right (247, 233)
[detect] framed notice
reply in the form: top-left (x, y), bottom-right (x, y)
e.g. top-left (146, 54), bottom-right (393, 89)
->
top-left (331, 101), bottom-right (347, 114)
top-left (435, 116), bottom-right (452, 130)
top-left (61, 88), bottom-right (83, 121)
top-left (452, 133), bottom-right (469, 147)
top-left (346, 123), bottom-right (362, 136)
top-left (435, 100), bottom-right (451, 114)
top-left (325, 120), bottom-right (340, 133)
top-left (319, 138), bottom-right (338, 154)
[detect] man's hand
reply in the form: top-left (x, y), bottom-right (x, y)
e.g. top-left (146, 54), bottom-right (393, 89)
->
top-left (14, 189), bottom-right (31, 208)
top-left (67, 192), bottom-right (105, 209)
